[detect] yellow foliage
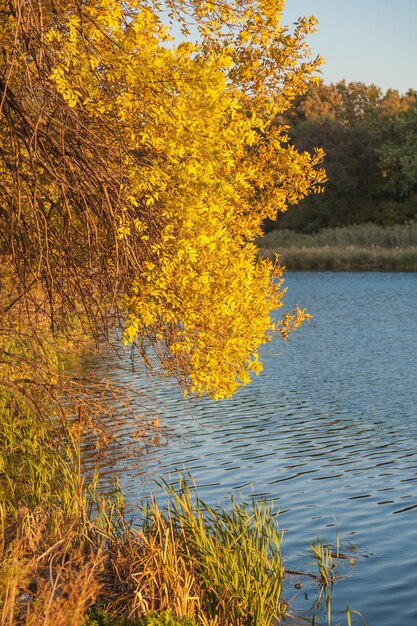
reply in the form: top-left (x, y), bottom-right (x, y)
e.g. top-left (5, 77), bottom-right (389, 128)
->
top-left (0, 0), bottom-right (325, 398)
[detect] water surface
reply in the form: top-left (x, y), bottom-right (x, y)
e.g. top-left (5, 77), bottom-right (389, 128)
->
top-left (80, 272), bottom-right (417, 624)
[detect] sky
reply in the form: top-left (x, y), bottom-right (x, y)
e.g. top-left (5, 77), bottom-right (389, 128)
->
top-left (282, 0), bottom-right (417, 94)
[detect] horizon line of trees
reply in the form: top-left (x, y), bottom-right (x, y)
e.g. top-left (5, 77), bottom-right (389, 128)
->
top-left (268, 80), bottom-right (417, 233)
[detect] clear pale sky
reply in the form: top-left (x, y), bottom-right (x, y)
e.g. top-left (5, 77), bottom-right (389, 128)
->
top-left (282, 0), bottom-right (417, 94)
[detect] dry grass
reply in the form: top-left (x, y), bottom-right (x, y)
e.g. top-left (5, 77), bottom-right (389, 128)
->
top-left (0, 504), bottom-right (103, 626)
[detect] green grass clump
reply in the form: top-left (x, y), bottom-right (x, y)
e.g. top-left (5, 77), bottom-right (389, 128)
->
top-left (310, 539), bottom-right (336, 586)
top-left (163, 480), bottom-right (285, 625)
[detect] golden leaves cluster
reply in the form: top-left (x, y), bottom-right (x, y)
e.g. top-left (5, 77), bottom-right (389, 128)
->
top-left (1, 0), bottom-right (325, 398)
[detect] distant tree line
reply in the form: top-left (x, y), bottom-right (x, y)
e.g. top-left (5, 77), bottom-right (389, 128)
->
top-left (268, 81), bottom-right (417, 233)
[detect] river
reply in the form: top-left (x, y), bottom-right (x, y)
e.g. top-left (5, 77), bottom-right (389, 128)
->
top-left (79, 272), bottom-right (417, 625)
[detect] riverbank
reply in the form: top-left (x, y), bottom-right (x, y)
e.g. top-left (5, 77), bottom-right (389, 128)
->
top-left (260, 223), bottom-right (417, 271)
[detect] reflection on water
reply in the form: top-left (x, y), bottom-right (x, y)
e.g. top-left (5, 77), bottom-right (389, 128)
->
top-left (79, 272), bottom-right (417, 625)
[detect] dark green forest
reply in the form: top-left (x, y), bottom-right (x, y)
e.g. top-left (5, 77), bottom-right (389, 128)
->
top-left (269, 80), bottom-right (417, 233)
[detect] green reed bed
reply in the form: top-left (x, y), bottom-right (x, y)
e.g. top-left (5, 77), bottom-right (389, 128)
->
top-left (260, 223), bottom-right (417, 271)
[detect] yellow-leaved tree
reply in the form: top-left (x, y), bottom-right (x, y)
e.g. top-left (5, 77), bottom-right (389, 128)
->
top-left (0, 0), bottom-right (325, 399)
